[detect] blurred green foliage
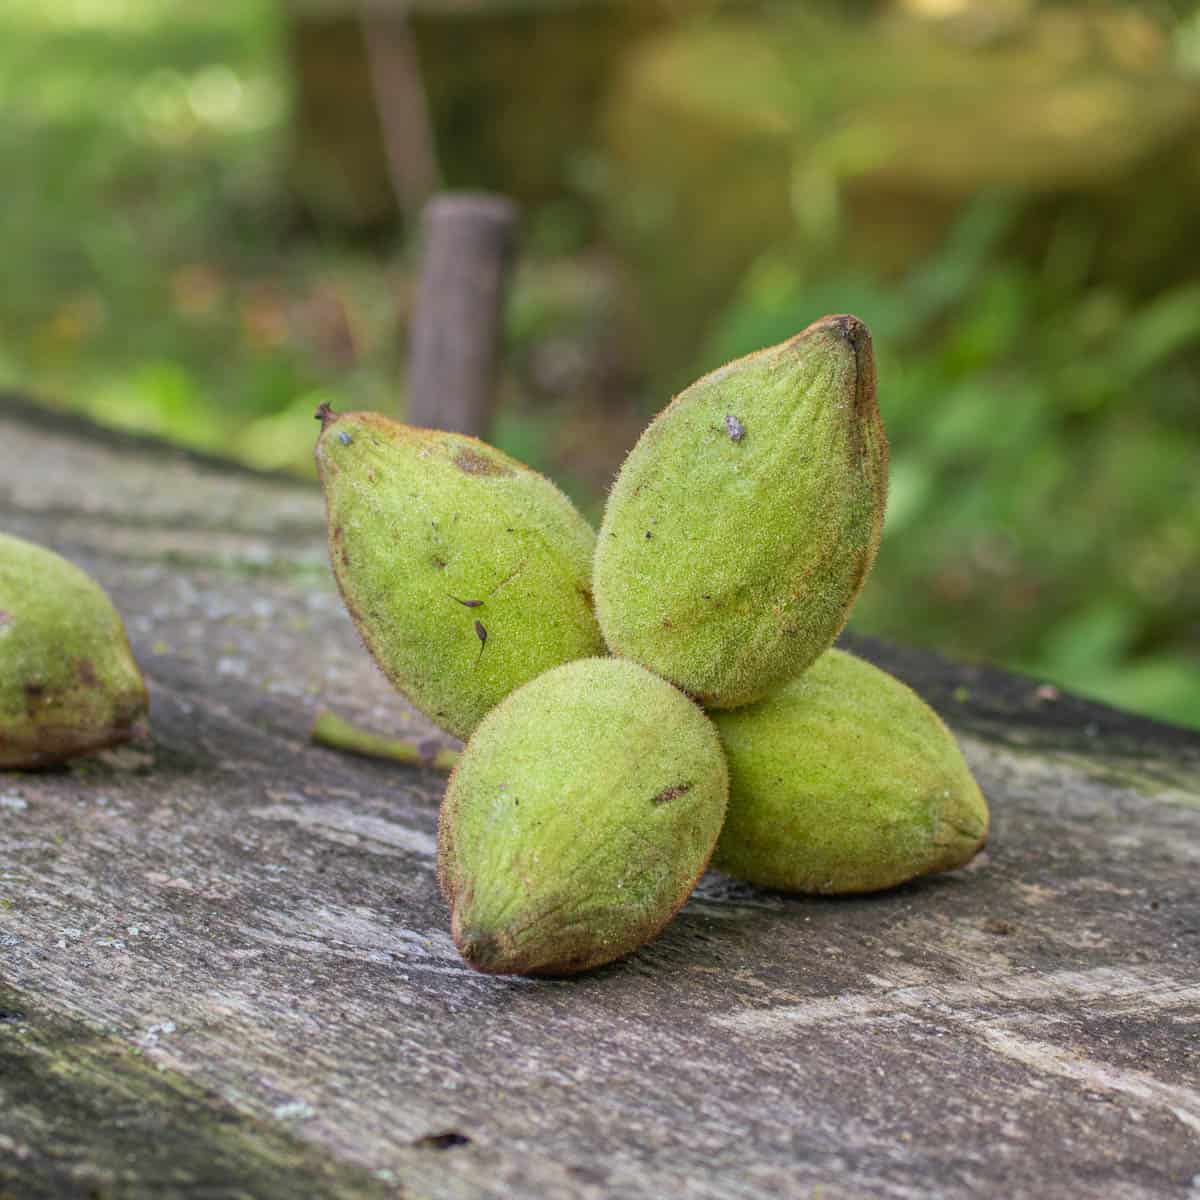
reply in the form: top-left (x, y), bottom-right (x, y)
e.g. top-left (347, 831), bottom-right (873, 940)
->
top-left (707, 199), bottom-right (1200, 728)
top-left (0, 0), bottom-right (404, 471)
top-left (1, 0), bottom-right (1197, 728)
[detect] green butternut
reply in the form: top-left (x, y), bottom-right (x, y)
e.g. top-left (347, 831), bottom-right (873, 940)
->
top-left (594, 315), bottom-right (888, 708)
top-left (0, 533), bottom-right (148, 768)
top-left (315, 408), bottom-right (605, 740)
top-left (438, 658), bottom-right (728, 975)
top-left (712, 649), bottom-right (988, 894)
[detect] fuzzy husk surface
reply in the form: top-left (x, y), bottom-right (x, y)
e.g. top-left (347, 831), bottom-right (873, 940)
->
top-left (594, 314), bottom-right (888, 709)
top-left (315, 411), bottom-right (606, 741)
top-left (712, 648), bottom-right (989, 894)
top-left (0, 532), bottom-right (148, 768)
top-left (438, 657), bottom-right (729, 976)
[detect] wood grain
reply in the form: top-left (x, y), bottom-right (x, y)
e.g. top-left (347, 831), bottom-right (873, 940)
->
top-left (1, 396), bottom-right (1198, 1199)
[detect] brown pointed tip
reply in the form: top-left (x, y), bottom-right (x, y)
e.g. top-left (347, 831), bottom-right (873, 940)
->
top-left (796, 314), bottom-right (876, 407)
top-left (314, 401), bottom-right (338, 430)
top-left (804, 313), bottom-right (871, 353)
top-left (455, 922), bottom-right (580, 977)
top-left (456, 926), bottom-right (509, 975)
top-left (831, 313), bottom-right (868, 346)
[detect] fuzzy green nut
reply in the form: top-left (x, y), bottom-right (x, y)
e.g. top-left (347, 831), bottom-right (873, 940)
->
top-left (438, 658), bottom-right (728, 976)
top-left (594, 314), bottom-right (888, 709)
top-left (315, 408), bottom-right (606, 740)
top-left (0, 533), bottom-right (148, 768)
top-left (711, 649), bottom-right (988, 894)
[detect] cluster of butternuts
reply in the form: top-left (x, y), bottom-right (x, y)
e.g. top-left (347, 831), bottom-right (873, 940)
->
top-left (314, 315), bottom-right (989, 976)
top-left (0, 316), bottom-right (987, 976)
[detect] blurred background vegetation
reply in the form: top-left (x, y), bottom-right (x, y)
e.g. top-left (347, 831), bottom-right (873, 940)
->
top-left (3, 0), bottom-right (1198, 727)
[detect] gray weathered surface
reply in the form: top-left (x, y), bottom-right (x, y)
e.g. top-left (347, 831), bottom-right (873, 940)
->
top-left (1, 395), bottom-right (1198, 1199)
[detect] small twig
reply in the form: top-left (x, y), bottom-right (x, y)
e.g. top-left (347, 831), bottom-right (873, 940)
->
top-left (311, 709), bottom-right (459, 772)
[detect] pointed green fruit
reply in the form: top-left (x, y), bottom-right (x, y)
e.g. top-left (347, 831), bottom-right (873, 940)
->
top-left (0, 533), bottom-right (148, 768)
top-left (594, 314), bottom-right (888, 708)
top-left (438, 658), bottom-right (728, 976)
top-left (315, 409), bottom-right (606, 740)
top-left (711, 649), bottom-right (988, 894)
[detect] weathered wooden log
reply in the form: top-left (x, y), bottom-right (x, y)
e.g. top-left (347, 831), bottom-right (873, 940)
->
top-left (1, 393), bottom-right (1198, 1198)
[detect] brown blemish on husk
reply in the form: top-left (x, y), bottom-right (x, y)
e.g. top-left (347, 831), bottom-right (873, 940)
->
top-left (11, 704), bottom-right (141, 767)
top-left (490, 563), bottom-right (525, 595)
top-left (454, 448), bottom-right (514, 477)
top-left (74, 659), bottom-right (100, 688)
top-left (651, 781), bottom-right (693, 806)
top-left (828, 314), bottom-right (886, 480)
top-left (330, 525), bottom-right (350, 568)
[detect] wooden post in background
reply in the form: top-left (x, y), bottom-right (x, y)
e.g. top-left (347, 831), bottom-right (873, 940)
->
top-left (406, 193), bottom-right (518, 438)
